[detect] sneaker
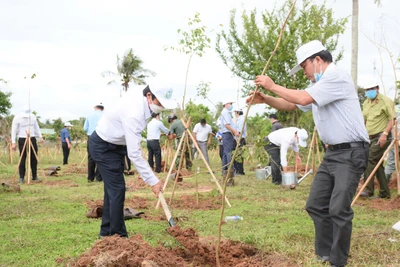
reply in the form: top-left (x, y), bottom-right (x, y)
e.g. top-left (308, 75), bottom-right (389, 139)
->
top-left (19, 178), bottom-right (24, 183)
top-left (88, 180), bottom-right (94, 183)
top-left (316, 256), bottom-right (330, 263)
top-left (32, 177), bottom-right (39, 181)
top-left (359, 191), bottom-right (371, 198)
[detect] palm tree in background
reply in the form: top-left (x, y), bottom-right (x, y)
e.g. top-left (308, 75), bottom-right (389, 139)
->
top-left (102, 49), bottom-right (155, 95)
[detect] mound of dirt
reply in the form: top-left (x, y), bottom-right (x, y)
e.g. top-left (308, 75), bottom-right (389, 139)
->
top-left (71, 226), bottom-right (294, 267)
top-left (368, 196), bottom-right (400, 211)
top-left (125, 196), bottom-right (149, 209)
top-left (170, 194), bottom-right (222, 210)
top-left (126, 177), bottom-right (149, 191)
top-left (63, 164), bottom-right (87, 175)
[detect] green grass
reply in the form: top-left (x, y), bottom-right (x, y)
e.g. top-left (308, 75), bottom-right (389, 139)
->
top-left (0, 145), bottom-right (399, 266)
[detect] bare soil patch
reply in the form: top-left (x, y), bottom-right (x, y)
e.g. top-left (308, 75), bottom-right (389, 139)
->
top-left (367, 196), bottom-right (400, 211)
top-left (71, 226), bottom-right (294, 267)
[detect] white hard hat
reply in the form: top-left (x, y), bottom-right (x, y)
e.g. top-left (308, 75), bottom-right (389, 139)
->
top-left (289, 40), bottom-right (326, 76)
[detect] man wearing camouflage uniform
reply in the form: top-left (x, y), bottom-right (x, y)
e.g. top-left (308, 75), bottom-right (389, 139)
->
top-left (168, 114), bottom-right (192, 171)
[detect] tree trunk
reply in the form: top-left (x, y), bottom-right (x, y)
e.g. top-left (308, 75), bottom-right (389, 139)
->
top-left (351, 0), bottom-right (359, 91)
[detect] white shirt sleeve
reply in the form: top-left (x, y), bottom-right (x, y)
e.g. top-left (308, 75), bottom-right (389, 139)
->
top-left (305, 71), bottom-right (346, 107)
top-left (193, 123), bottom-right (199, 133)
top-left (296, 103), bottom-right (312, 112)
top-left (11, 116), bottom-right (18, 144)
top-left (122, 116), bottom-right (159, 186)
top-left (280, 141), bottom-right (290, 167)
top-left (158, 121), bottom-right (170, 134)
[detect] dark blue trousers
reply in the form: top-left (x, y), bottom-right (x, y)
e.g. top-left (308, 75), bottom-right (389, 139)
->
top-left (89, 131), bottom-right (127, 237)
top-left (222, 133), bottom-right (235, 171)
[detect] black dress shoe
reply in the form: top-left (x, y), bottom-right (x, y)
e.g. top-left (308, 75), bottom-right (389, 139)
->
top-left (316, 256), bottom-right (330, 262)
top-left (19, 178), bottom-right (24, 183)
top-left (32, 177), bottom-right (39, 181)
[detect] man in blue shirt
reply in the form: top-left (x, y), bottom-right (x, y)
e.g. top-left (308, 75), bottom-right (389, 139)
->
top-left (84, 103), bottom-right (104, 182)
top-left (60, 122), bottom-right (72, 165)
top-left (219, 99), bottom-right (239, 186)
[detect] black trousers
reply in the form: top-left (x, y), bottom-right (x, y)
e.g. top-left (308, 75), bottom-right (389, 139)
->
top-left (233, 138), bottom-right (246, 175)
top-left (219, 144), bottom-right (223, 160)
top-left (265, 143), bottom-right (282, 184)
top-left (87, 136), bottom-right (102, 181)
top-left (147, 140), bottom-right (162, 173)
top-left (305, 145), bottom-right (369, 266)
top-left (62, 142), bottom-right (70, 164)
top-left (89, 131), bottom-right (127, 237)
top-left (18, 137), bottom-right (38, 178)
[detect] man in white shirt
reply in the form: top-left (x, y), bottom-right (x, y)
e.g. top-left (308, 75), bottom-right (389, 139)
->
top-left (146, 113), bottom-right (170, 173)
top-left (265, 127), bottom-right (308, 185)
top-left (11, 106), bottom-right (43, 183)
top-left (89, 85), bottom-right (175, 238)
top-left (192, 118), bottom-right (213, 164)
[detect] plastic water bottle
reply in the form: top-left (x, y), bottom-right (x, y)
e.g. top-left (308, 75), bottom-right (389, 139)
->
top-left (197, 167), bottom-right (200, 174)
top-left (224, 215), bottom-right (243, 222)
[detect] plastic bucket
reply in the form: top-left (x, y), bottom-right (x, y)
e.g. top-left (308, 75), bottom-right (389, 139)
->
top-left (255, 169), bottom-right (266, 180)
top-left (282, 172), bottom-right (298, 186)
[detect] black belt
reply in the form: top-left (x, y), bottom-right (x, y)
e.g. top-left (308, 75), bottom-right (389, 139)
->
top-left (222, 132), bottom-right (231, 135)
top-left (147, 139), bottom-right (159, 142)
top-left (327, 142), bottom-right (368, 151)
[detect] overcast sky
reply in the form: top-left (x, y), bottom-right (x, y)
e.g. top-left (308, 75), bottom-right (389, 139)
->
top-left (0, 0), bottom-right (398, 123)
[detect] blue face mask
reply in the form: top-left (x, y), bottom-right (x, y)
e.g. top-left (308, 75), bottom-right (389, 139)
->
top-left (313, 61), bottom-right (323, 83)
top-left (228, 105), bottom-right (233, 111)
top-left (365, 90), bottom-right (377, 99)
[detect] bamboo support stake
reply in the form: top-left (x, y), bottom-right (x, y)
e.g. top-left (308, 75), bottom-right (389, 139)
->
top-left (305, 126), bottom-right (316, 172)
top-left (169, 135), bottom-right (188, 205)
top-left (155, 131), bottom-right (186, 209)
top-left (215, 1), bottom-right (297, 265)
top-left (352, 139), bottom-right (395, 206)
top-left (185, 126), bottom-right (231, 207)
top-left (27, 133), bottom-right (31, 184)
top-left (80, 152), bottom-right (87, 167)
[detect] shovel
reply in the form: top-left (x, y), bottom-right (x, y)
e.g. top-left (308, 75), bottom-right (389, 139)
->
top-left (298, 169), bottom-right (313, 184)
top-left (158, 192), bottom-right (175, 227)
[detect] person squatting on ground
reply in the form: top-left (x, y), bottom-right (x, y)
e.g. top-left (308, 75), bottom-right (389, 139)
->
top-left (146, 113), bottom-right (170, 173)
top-left (265, 127), bottom-right (307, 185)
top-left (233, 108), bottom-right (247, 175)
top-left (61, 122), bottom-right (73, 165)
top-left (84, 102), bottom-right (104, 182)
top-left (360, 81), bottom-right (395, 199)
top-left (11, 106), bottom-right (44, 183)
top-left (249, 40), bottom-right (370, 267)
top-left (192, 118), bottom-right (213, 164)
top-left (89, 85), bottom-right (175, 238)
top-left (384, 103), bottom-right (400, 181)
top-left (168, 114), bottom-right (192, 171)
top-left (219, 99), bottom-right (239, 185)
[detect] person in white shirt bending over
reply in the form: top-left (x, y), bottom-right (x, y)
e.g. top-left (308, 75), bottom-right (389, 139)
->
top-left (89, 85), bottom-right (175, 238)
top-left (192, 118), bottom-right (213, 164)
top-left (146, 113), bottom-right (170, 173)
top-left (265, 127), bottom-right (308, 185)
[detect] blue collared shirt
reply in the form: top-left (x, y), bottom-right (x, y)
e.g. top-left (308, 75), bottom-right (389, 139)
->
top-left (60, 128), bottom-right (71, 143)
top-left (235, 115), bottom-right (247, 138)
top-left (220, 108), bottom-right (233, 133)
top-left (84, 110), bottom-right (103, 136)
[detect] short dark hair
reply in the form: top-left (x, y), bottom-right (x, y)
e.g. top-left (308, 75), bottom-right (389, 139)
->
top-left (143, 85), bottom-right (156, 100)
top-left (151, 113), bottom-right (159, 118)
top-left (237, 110), bottom-right (243, 116)
top-left (96, 105), bottom-right (104, 111)
top-left (269, 114), bottom-right (278, 120)
top-left (307, 50), bottom-right (333, 63)
top-left (200, 118), bottom-right (206, 124)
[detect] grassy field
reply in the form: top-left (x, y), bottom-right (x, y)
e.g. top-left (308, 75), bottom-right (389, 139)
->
top-left (0, 143), bottom-right (399, 266)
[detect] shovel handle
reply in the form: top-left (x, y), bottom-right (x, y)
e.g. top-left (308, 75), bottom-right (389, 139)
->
top-left (158, 192), bottom-right (175, 227)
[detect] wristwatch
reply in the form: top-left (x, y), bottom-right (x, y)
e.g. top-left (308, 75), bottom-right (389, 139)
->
top-left (383, 131), bottom-right (389, 136)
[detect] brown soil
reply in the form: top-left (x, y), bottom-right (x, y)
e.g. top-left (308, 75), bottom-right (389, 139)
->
top-left (366, 196), bottom-right (400, 211)
top-left (62, 164), bottom-right (87, 175)
top-left (126, 177), bottom-right (149, 191)
top-left (357, 176), bottom-right (398, 191)
top-left (44, 180), bottom-right (78, 187)
top-left (170, 194), bottom-right (222, 210)
top-left (125, 196), bottom-right (149, 209)
top-left (72, 226), bottom-right (294, 267)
